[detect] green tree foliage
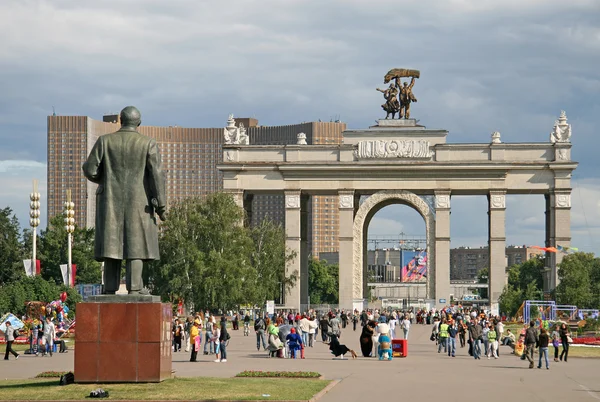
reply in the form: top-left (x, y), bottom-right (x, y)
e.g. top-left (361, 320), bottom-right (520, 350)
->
top-left (498, 256), bottom-right (545, 317)
top-left (148, 193), bottom-right (297, 311)
top-left (0, 207), bottom-right (26, 286)
top-left (248, 219), bottom-right (297, 305)
top-left (556, 252), bottom-right (599, 308)
top-left (0, 276), bottom-right (82, 317)
top-left (38, 214), bottom-right (101, 285)
top-left (498, 284), bottom-right (522, 318)
top-left (308, 258), bottom-right (339, 305)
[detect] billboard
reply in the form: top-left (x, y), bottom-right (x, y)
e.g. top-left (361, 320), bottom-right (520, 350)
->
top-left (401, 250), bottom-right (427, 282)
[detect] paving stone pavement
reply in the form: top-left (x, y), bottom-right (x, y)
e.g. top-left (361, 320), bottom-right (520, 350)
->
top-left (1, 324), bottom-right (599, 401)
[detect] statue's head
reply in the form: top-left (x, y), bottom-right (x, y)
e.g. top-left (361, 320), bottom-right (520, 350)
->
top-left (403, 82), bottom-right (408, 87)
top-left (120, 106), bottom-right (142, 128)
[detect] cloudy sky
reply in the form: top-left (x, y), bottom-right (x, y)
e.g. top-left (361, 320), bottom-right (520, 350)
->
top-left (0, 0), bottom-right (598, 254)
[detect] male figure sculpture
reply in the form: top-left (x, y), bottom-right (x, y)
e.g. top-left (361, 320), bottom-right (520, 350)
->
top-left (82, 106), bottom-right (166, 294)
top-left (398, 77), bottom-right (417, 119)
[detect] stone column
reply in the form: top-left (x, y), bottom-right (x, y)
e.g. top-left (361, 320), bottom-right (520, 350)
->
top-left (284, 190), bottom-right (301, 311)
top-left (434, 191), bottom-right (451, 309)
top-left (488, 191), bottom-right (506, 315)
top-left (545, 191), bottom-right (571, 291)
top-left (338, 190), bottom-right (355, 311)
top-left (300, 194), bottom-right (310, 309)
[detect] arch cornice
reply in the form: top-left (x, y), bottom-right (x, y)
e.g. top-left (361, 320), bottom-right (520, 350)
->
top-left (352, 190), bottom-right (436, 300)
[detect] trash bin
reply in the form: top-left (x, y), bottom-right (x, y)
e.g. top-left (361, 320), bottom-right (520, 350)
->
top-left (392, 339), bottom-right (408, 357)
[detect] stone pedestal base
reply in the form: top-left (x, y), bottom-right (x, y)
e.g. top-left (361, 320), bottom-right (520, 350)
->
top-left (74, 300), bottom-right (172, 383)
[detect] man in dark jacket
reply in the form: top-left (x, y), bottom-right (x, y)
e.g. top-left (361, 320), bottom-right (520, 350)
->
top-left (524, 321), bottom-right (539, 369)
top-left (468, 319), bottom-right (483, 360)
top-left (83, 106), bottom-right (166, 295)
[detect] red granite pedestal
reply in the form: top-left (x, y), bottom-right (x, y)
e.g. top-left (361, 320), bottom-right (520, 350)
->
top-left (74, 300), bottom-right (172, 383)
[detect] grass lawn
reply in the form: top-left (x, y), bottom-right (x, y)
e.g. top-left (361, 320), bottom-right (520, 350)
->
top-left (562, 346), bottom-right (600, 358)
top-left (0, 377), bottom-right (331, 401)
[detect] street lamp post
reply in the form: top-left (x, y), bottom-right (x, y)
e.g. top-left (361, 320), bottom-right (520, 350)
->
top-left (64, 190), bottom-right (75, 287)
top-left (29, 180), bottom-right (41, 269)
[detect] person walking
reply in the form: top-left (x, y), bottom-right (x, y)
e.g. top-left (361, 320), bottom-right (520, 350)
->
top-left (189, 319), bottom-right (200, 362)
top-left (552, 325), bottom-right (561, 362)
top-left (538, 328), bottom-right (550, 369)
top-left (495, 319), bottom-right (504, 356)
top-left (204, 316), bottom-right (214, 355)
top-left (217, 321), bottom-right (229, 363)
top-left (458, 319), bottom-right (467, 348)
top-left (447, 320), bottom-right (457, 357)
top-left (468, 319), bottom-right (483, 360)
top-left (524, 321), bottom-right (539, 369)
top-left (299, 315), bottom-right (310, 347)
top-left (254, 315), bottom-right (267, 351)
top-left (438, 318), bottom-right (449, 354)
top-left (401, 315), bottom-right (411, 340)
top-left (308, 316), bottom-right (318, 347)
top-left (559, 323), bottom-right (570, 362)
top-left (42, 316), bottom-right (56, 357)
top-left (329, 314), bottom-right (342, 339)
top-left (3, 322), bottom-right (19, 360)
top-left (173, 319), bottom-right (183, 352)
top-left (487, 324), bottom-right (498, 359)
top-left (319, 315), bottom-right (330, 342)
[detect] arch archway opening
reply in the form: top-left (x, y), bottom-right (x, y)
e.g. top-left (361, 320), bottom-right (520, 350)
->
top-left (352, 191), bottom-right (435, 310)
top-left (364, 202), bottom-right (427, 307)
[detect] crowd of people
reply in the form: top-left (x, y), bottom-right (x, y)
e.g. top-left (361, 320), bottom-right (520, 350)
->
top-left (428, 307), bottom-right (573, 369)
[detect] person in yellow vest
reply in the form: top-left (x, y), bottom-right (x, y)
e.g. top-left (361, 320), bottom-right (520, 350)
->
top-left (487, 325), bottom-right (498, 359)
top-left (189, 319), bottom-right (200, 362)
top-left (438, 318), bottom-right (449, 354)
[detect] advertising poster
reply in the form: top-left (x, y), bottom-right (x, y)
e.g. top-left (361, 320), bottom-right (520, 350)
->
top-left (401, 250), bottom-right (427, 282)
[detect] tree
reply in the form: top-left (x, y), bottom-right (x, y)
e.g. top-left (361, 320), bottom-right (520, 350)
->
top-left (148, 193), bottom-right (294, 312)
top-left (0, 275), bottom-right (82, 317)
top-left (248, 219), bottom-right (297, 306)
top-left (0, 207), bottom-right (26, 286)
top-left (556, 252), bottom-right (597, 308)
top-left (516, 256), bottom-right (544, 291)
top-left (498, 284), bottom-right (522, 317)
top-left (37, 214), bottom-right (101, 285)
top-left (497, 256), bottom-right (545, 318)
top-left (308, 258), bottom-right (339, 305)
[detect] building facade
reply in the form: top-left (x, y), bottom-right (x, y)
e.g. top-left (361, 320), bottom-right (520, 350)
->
top-left (450, 245), bottom-right (544, 280)
top-left (47, 114), bottom-right (345, 257)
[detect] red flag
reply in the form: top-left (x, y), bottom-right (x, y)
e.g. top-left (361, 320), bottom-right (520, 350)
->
top-left (35, 260), bottom-right (41, 275)
top-left (71, 264), bottom-right (77, 287)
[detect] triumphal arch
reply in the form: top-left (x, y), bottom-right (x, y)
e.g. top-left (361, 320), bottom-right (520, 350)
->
top-left (218, 69), bottom-right (577, 312)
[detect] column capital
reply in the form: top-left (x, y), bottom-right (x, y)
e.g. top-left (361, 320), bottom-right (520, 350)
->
top-left (434, 190), bottom-right (451, 210)
top-left (284, 190), bottom-right (301, 209)
top-left (338, 190), bottom-right (355, 210)
top-left (489, 190), bottom-right (506, 210)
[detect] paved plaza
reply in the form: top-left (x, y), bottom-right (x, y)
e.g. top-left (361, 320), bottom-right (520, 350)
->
top-left (1, 324), bottom-right (599, 401)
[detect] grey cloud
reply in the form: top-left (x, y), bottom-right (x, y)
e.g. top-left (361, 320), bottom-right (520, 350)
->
top-left (0, 0), bottom-right (598, 251)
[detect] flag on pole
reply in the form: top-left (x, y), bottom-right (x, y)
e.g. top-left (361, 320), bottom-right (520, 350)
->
top-left (23, 260), bottom-right (33, 277)
top-left (60, 264), bottom-right (77, 286)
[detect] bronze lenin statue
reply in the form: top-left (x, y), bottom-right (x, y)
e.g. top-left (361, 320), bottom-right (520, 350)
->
top-left (82, 106), bottom-right (166, 294)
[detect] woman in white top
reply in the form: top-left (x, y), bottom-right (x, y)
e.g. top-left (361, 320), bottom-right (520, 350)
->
top-left (401, 316), bottom-right (411, 340)
top-left (211, 324), bottom-right (221, 362)
top-left (307, 317), bottom-right (318, 347)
